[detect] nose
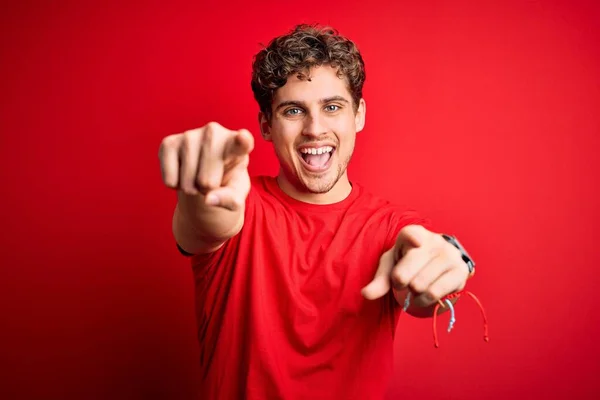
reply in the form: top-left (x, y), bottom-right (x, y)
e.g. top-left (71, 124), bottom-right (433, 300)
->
top-left (302, 113), bottom-right (328, 138)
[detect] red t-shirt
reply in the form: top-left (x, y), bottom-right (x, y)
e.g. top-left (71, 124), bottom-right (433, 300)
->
top-left (189, 176), bottom-right (429, 399)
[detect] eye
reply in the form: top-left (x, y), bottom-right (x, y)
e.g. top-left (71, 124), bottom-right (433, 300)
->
top-left (284, 108), bottom-right (303, 116)
top-left (324, 104), bottom-right (340, 112)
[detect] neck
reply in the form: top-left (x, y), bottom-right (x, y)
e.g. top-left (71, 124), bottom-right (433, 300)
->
top-left (276, 171), bottom-right (352, 205)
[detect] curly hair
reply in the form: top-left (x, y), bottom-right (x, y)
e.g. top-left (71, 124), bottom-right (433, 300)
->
top-left (251, 24), bottom-right (366, 121)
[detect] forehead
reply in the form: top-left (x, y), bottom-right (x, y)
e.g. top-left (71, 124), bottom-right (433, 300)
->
top-left (273, 65), bottom-right (351, 103)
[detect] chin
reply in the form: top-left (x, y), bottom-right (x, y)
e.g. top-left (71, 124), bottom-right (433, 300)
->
top-left (298, 165), bottom-right (343, 194)
top-left (302, 179), bottom-right (336, 194)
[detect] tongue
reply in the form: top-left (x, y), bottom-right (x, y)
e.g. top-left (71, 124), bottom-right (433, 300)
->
top-left (305, 153), bottom-right (330, 167)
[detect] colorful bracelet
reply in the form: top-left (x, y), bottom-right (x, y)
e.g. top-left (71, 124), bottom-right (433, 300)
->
top-left (403, 290), bottom-right (489, 348)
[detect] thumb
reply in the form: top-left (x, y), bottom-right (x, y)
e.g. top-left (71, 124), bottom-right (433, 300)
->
top-left (361, 249), bottom-right (395, 300)
top-left (204, 186), bottom-right (246, 211)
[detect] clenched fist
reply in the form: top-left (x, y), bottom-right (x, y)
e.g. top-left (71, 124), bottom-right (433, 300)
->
top-left (158, 122), bottom-right (255, 211)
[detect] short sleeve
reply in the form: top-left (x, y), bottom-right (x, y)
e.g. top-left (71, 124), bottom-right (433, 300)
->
top-left (384, 208), bottom-right (433, 251)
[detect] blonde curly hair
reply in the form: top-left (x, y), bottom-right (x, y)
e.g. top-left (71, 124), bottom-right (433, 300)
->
top-left (251, 24), bottom-right (366, 121)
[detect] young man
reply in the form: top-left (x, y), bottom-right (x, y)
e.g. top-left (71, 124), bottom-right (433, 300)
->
top-left (159, 24), bottom-right (476, 399)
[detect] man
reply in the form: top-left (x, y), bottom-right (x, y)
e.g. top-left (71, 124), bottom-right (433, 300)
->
top-left (158, 24), bottom-right (478, 399)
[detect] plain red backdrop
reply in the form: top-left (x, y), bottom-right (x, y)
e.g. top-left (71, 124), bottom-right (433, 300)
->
top-left (1, 0), bottom-right (599, 399)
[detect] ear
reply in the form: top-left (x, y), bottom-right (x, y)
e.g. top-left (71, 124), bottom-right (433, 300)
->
top-left (258, 112), bottom-right (272, 141)
top-left (355, 98), bottom-right (366, 133)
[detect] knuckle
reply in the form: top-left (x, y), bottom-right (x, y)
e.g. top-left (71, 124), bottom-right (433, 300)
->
top-left (442, 242), bottom-right (461, 260)
top-left (159, 134), bottom-right (180, 152)
top-left (182, 131), bottom-right (196, 148)
top-left (203, 124), bottom-right (229, 151)
top-left (450, 245), bottom-right (462, 259)
top-left (392, 269), bottom-right (410, 287)
top-left (196, 175), bottom-right (210, 189)
top-left (181, 185), bottom-right (197, 196)
top-left (196, 174), bottom-right (218, 190)
top-left (205, 121), bottom-right (222, 130)
top-left (410, 278), bottom-right (427, 293)
top-left (164, 177), bottom-right (177, 188)
top-left (402, 247), bottom-right (417, 258)
top-left (184, 128), bottom-right (203, 145)
top-left (163, 133), bottom-right (180, 145)
top-left (184, 128), bottom-right (200, 138)
top-left (433, 233), bottom-right (445, 245)
top-left (204, 122), bottom-right (227, 142)
top-left (203, 126), bottom-right (214, 144)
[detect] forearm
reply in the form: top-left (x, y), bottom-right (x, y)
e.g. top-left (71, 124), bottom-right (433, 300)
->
top-left (173, 191), bottom-right (244, 254)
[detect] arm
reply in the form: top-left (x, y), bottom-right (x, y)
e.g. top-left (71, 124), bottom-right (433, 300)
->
top-left (159, 122), bottom-right (254, 255)
top-left (172, 190), bottom-right (245, 254)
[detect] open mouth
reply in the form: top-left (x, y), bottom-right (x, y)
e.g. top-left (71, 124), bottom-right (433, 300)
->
top-left (298, 145), bottom-right (335, 172)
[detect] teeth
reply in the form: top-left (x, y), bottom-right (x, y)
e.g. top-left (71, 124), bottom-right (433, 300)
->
top-left (300, 146), bottom-right (333, 154)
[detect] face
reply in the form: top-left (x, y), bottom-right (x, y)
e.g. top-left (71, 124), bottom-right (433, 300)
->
top-left (260, 65), bottom-right (366, 194)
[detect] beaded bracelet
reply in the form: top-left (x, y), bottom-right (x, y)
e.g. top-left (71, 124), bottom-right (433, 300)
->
top-left (403, 290), bottom-right (489, 348)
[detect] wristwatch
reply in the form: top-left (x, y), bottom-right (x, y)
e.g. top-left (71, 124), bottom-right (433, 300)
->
top-left (442, 234), bottom-right (476, 276)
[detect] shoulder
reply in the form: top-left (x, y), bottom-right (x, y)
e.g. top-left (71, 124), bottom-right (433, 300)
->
top-left (250, 174), bottom-right (271, 189)
top-left (352, 183), bottom-right (395, 210)
top-left (350, 182), bottom-right (414, 218)
top-left (246, 175), bottom-right (277, 207)
top-left (351, 181), bottom-right (433, 240)
top-left (248, 175), bottom-right (277, 197)
top-left (243, 175), bottom-right (290, 221)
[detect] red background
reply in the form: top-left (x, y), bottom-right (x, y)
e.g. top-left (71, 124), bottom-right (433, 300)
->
top-left (1, 0), bottom-right (599, 399)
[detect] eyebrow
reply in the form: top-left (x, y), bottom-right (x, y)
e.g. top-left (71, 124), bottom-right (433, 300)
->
top-left (274, 96), bottom-right (350, 111)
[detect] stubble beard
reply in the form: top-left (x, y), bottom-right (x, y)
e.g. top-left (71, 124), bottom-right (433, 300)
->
top-left (301, 153), bottom-right (352, 194)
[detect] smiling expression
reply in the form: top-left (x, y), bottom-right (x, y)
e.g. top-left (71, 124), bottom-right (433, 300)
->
top-left (261, 65), bottom-right (366, 197)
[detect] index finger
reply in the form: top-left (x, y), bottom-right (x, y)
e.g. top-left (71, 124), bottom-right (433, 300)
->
top-left (225, 129), bottom-right (255, 158)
